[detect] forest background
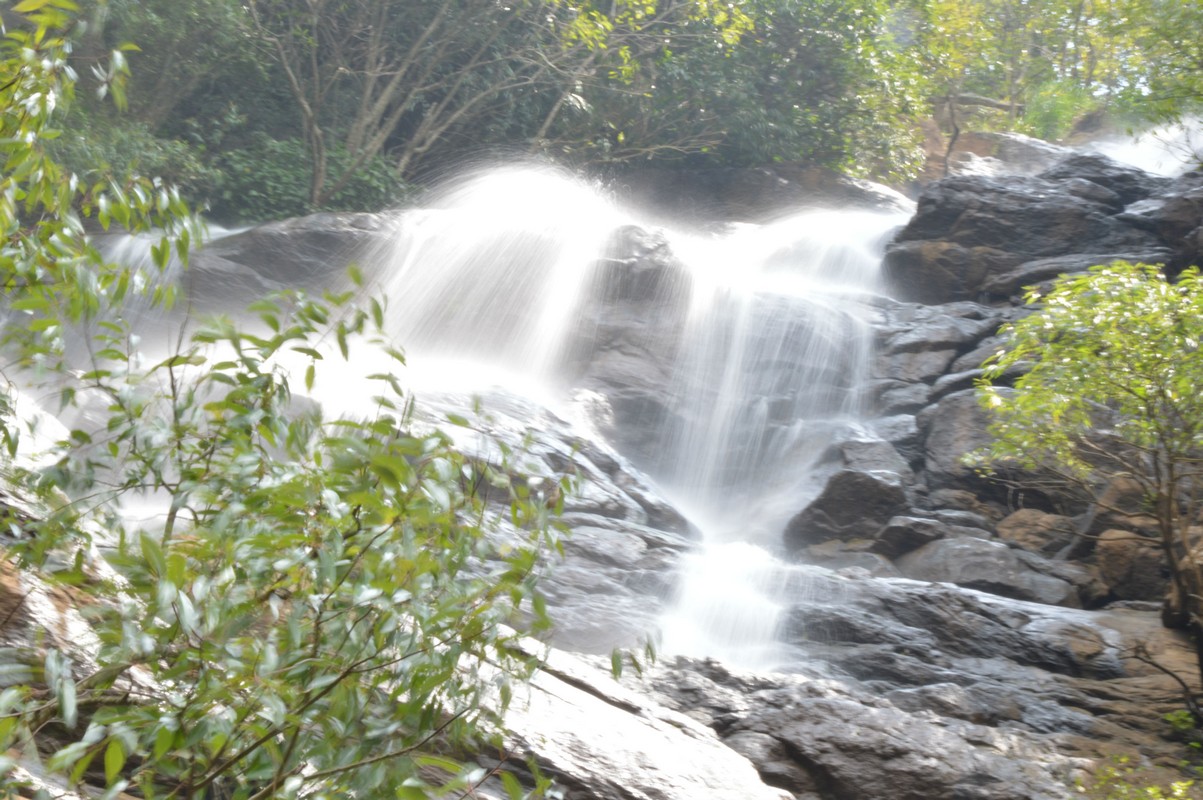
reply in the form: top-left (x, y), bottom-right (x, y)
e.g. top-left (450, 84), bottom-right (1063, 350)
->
top-left (36, 0), bottom-right (1203, 224)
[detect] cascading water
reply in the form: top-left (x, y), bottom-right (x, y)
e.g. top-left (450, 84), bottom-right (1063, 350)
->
top-left (364, 164), bottom-right (906, 669)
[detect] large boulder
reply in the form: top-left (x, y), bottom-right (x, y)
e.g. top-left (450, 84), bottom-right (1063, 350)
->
top-left (784, 469), bottom-right (910, 551)
top-left (185, 212), bottom-right (391, 308)
top-left (895, 537), bottom-right (1080, 606)
top-left (1096, 530), bottom-right (1168, 602)
top-left (996, 509), bottom-right (1079, 556)
top-left (884, 166), bottom-right (1162, 304)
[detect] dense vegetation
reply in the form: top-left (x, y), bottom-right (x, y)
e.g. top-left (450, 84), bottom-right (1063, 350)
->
top-left (49, 0), bottom-right (1203, 222)
top-left (1, 3), bottom-right (564, 798)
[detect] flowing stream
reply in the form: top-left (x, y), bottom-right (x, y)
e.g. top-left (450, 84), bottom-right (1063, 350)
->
top-left (362, 165), bottom-right (906, 669)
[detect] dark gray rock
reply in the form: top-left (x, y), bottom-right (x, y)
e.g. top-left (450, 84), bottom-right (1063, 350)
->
top-left (875, 347), bottom-right (959, 383)
top-left (882, 240), bottom-right (1018, 304)
top-left (872, 379), bottom-right (932, 414)
top-left (874, 515), bottom-right (955, 557)
top-left (785, 469), bottom-right (910, 550)
top-left (1039, 153), bottom-right (1171, 206)
top-left (884, 172), bottom-right (1161, 304)
top-left (981, 249), bottom-right (1173, 300)
top-left (185, 212), bottom-right (391, 309)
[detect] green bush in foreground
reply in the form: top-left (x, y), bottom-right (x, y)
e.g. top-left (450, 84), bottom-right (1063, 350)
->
top-left (0, 4), bottom-right (559, 798)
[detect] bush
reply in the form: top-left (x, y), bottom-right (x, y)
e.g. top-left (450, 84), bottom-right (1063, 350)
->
top-left (0, 6), bottom-right (558, 798)
top-left (208, 134), bottom-right (409, 222)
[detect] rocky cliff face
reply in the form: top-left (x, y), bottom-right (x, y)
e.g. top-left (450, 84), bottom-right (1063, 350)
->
top-left (45, 155), bottom-right (1203, 799)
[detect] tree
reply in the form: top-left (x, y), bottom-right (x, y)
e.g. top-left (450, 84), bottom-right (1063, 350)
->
top-left (0, 4), bottom-right (562, 798)
top-left (242, 0), bottom-right (754, 203)
top-left (975, 262), bottom-right (1203, 690)
top-left (1114, 0), bottom-right (1203, 125)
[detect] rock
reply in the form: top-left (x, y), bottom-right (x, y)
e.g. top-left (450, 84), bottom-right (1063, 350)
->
top-left (181, 212), bottom-right (391, 309)
top-left (873, 515), bottom-right (954, 557)
top-left (880, 306), bottom-right (1000, 355)
top-left (804, 540), bottom-right (903, 577)
top-left (920, 390), bottom-right (994, 492)
top-left (864, 414), bottom-right (922, 465)
top-left (896, 537), bottom-right (1079, 606)
top-left (875, 346), bottom-right (959, 383)
top-left (873, 380), bottom-right (932, 414)
top-left (981, 249), bottom-right (1173, 300)
top-left (1039, 153), bottom-right (1171, 206)
top-left (1096, 530), bottom-right (1168, 602)
top-left (609, 164), bottom-right (915, 223)
top-left (784, 469), bottom-right (910, 550)
top-left (930, 368), bottom-right (985, 402)
top-left (831, 435), bottom-right (913, 480)
top-left (884, 173), bottom-right (1160, 304)
top-left (880, 513), bottom-right (992, 553)
top-left (419, 389), bottom-right (696, 654)
top-left (502, 649), bottom-right (794, 800)
top-left (928, 488), bottom-right (1008, 522)
top-left (722, 731), bottom-right (822, 794)
top-left (997, 509), bottom-right (1079, 555)
top-left (882, 240), bottom-right (1017, 304)
top-left (635, 567), bottom-right (1203, 800)
top-left (766, 696), bottom-right (1074, 800)
top-left (1117, 179), bottom-right (1203, 269)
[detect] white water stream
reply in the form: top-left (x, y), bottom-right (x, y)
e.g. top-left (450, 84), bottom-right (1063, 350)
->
top-left (360, 165), bottom-right (906, 669)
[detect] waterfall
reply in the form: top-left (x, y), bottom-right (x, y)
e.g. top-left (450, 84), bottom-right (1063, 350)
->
top-left (363, 165), bottom-right (906, 669)
top-left (74, 165), bottom-right (904, 669)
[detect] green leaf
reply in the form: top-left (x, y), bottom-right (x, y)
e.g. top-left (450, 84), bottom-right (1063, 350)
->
top-left (104, 737), bottom-right (126, 784)
top-left (140, 532), bottom-right (166, 578)
top-left (501, 771), bottom-right (525, 799)
top-left (13, 0), bottom-right (53, 12)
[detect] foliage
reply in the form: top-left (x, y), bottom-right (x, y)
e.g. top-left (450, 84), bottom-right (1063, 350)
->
top-left (208, 134), bottom-right (408, 222)
top-left (1078, 756), bottom-right (1198, 799)
top-left (560, 0), bottom-right (926, 180)
top-left (48, 107), bottom-right (216, 195)
top-left (905, 0), bottom-right (1149, 143)
top-left (0, 4), bottom-right (560, 798)
top-left (1114, 0), bottom-right (1203, 126)
top-left (1021, 79), bottom-right (1100, 141)
top-left (974, 262), bottom-right (1203, 680)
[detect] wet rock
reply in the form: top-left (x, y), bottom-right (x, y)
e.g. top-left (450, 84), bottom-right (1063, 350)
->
top-left (872, 380), bottom-right (931, 414)
top-left (500, 648), bottom-right (794, 800)
top-left (882, 240), bottom-right (1017, 304)
top-left (183, 212), bottom-right (391, 309)
top-left (878, 513), bottom-right (990, 555)
top-left (831, 435), bottom-right (913, 480)
top-left (420, 390), bottom-right (694, 654)
top-left (1039, 153), bottom-right (1172, 206)
top-left (864, 414), bottom-right (922, 465)
top-left (919, 390), bottom-right (995, 493)
top-left (876, 347), bottom-right (959, 383)
top-left (884, 171), bottom-right (1161, 304)
top-left (981, 249), bottom-right (1173, 300)
top-left (896, 537), bottom-right (1079, 606)
top-left (784, 469), bottom-right (910, 551)
top-left (804, 541), bottom-right (903, 577)
top-left (880, 306), bottom-right (1000, 355)
top-left (609, 164), bottom-right (915, 223)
